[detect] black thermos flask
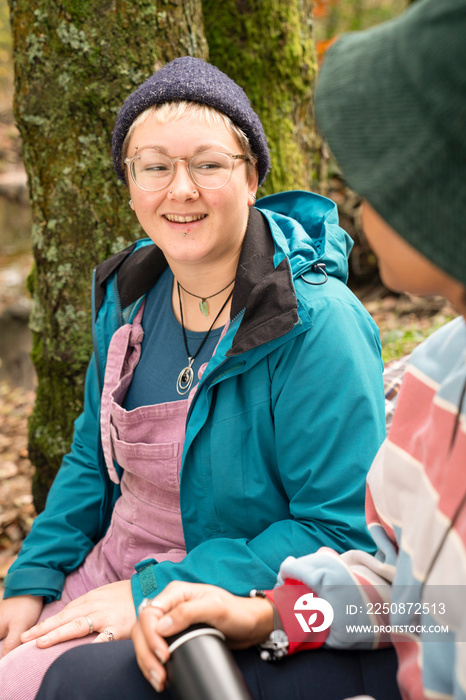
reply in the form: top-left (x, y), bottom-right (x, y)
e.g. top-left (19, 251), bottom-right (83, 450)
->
top-left (165, 624), bottom-right (254, 700)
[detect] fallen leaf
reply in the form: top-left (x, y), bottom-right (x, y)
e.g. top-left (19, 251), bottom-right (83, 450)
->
top-left (0, 461), bottom-right (19, 479)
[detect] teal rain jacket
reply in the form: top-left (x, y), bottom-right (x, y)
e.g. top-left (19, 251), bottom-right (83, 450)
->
top-left (5, 192), bottom-right (386, 611)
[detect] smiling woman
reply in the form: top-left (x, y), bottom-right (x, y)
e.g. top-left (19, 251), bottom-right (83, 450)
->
top-left (0, 57), bottom-right (387, 699)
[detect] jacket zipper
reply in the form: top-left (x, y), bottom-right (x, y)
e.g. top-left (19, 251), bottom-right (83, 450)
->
top-left (112, 276), bottom-right (124, 328)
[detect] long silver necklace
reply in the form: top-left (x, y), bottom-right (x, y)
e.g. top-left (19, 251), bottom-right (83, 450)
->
top-left (177, 278), bottom-right (235, 317)
top-left (176, 282), bottom-right (234, 395)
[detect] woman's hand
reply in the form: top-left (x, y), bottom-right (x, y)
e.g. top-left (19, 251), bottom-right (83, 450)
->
top-left (20, 580), bottom-right (136, 648)
top-left (0, 595), bottom-right (44, 657)
top-left (133, 581), bottom-right (274, 692)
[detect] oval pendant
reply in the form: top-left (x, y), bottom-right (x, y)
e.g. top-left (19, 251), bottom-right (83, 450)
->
top-left (177, 365), bottom-right (194, 395)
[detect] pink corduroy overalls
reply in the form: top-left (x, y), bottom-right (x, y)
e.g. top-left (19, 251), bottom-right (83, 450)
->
top-left (67, 300), bottom-right (188, 598)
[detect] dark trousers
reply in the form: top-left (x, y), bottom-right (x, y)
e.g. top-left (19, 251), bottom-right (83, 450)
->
top-left (36, 639), bottom-right (401, 700)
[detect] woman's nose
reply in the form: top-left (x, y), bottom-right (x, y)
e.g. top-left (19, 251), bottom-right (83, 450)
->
top-left (167, 161), bottom-right (199, 200)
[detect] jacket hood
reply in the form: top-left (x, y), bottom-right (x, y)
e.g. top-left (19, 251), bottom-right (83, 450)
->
top-left (256, 190), bottom-right (353, 284)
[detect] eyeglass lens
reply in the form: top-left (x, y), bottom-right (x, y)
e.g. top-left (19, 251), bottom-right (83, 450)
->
top-left (131, 151), bottom-right (235, 191)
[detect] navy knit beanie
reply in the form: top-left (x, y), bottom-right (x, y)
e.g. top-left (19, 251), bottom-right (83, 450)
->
top-left (112, 57), bottom-right (270, 186)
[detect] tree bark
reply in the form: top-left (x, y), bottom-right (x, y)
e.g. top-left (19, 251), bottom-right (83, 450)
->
top-left (202, 0), bottom-right (322, 195)
top-left (8, 0), bottom-right (207, 510)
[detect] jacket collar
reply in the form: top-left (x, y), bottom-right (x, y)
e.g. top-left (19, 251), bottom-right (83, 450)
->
top-left (94, 207), bottom-right (299, 355)
top-left (227, 207), bottom-right (299, 355)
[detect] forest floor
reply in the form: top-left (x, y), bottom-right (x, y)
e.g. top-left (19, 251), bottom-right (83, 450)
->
top-left (0, 381), bottom-right (35, 597)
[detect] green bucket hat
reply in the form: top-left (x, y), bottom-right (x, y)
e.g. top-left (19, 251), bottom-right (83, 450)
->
top-left (315, 0), bottom-right (466, 286)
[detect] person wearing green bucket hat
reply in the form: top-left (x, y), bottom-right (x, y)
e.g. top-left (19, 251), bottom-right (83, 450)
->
top-left (33, 1), bottom-right (466, 699)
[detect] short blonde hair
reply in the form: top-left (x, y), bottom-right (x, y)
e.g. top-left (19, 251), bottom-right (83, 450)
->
top-left (122, 101), bottom-right (257, 182)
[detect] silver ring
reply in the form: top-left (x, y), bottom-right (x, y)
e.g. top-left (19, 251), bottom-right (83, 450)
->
top-left (86, 615), bottom-right (94, 635)
top-left (150, 600), bottom-right (166, 614)
top-left (103, 629), bottom-right (115, 642)
top-left (138, 598), bottom-right (150, 615)
top-left (138, 598), bottom-right (166, 616)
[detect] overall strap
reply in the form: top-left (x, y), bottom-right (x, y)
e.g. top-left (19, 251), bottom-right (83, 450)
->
top-left (100, 301), bottom-right (145, 484)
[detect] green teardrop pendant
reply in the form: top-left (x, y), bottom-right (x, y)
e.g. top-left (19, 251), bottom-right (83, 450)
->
top-left (199, 299), bottom-right (209, 316)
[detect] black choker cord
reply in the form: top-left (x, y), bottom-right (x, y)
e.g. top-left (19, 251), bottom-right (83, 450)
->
top-left (178, 278), bottom-right (235, 317)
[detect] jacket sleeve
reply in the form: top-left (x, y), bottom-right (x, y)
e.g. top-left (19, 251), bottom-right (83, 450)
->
top-left (274, 471), bottom-right (397, 650)
top-left (4, 353), bottom-right (116, 603)
top-left (131, 292), bottom-right (387, 609)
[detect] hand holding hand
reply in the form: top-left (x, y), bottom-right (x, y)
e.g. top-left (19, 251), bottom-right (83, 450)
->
top-left (133, 581), bottom-right (274, 692)
top-left (21, 580), bottom-right (135, 648)
top-left (0, 595), bottom-right (44, 657)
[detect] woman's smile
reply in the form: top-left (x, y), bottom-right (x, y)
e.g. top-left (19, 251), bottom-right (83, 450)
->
top-left (164, 214), bottom-right (207, 223)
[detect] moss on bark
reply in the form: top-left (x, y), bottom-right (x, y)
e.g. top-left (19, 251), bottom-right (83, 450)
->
top-left (8, 0), bottom-right (207, 510)
top-left (202, 0), bottom-right (322, 196)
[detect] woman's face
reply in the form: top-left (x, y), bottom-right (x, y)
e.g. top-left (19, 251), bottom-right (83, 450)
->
top-left (126, 111), bottom-right (258, 271)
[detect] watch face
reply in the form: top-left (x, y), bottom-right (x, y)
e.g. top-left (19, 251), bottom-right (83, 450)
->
top-left (259, 628), bottom-right (289, 662)
top-left (270, 629), bottom-right (289, 646)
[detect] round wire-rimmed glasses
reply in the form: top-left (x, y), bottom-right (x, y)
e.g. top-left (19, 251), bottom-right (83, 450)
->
top-left (124, 149), bottom-right (249, 192)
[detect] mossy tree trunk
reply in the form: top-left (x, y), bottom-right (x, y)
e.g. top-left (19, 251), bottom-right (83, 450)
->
top-left (9, 0), bottom-right (319, 510)
top-left (203, 0), bottom-right (323, 195)
top-left (8, 0), bottom-right (208, 511)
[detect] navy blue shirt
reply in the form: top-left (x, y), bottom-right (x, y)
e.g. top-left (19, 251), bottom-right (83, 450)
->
top-left (124, 268), bottom-right (224, 408)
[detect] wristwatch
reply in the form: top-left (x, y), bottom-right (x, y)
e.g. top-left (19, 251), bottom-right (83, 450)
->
top-left (249, 589), bottom-right (289, 662)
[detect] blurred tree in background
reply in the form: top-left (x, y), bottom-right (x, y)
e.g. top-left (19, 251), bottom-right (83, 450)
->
top-left (204, 0), bottom-right (322, 194)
